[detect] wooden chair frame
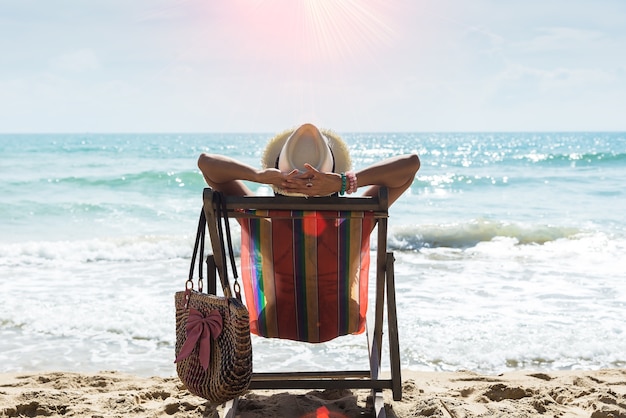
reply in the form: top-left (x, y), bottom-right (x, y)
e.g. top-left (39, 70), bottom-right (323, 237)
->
top-left (202, 187), bottom-right (401, 417)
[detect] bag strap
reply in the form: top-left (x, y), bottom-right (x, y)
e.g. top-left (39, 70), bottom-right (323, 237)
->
top-left (187, 209), bottom-right (206, 287)
top-left (184, 208), bottom-right (206, 306)
top-left (185, 193), bottom-right (241, 302)
top-left (213, 191), bottom-right (241, 301)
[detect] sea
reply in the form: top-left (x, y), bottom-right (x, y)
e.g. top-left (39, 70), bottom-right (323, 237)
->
top-left (1, 132), bottom-right (624, 378)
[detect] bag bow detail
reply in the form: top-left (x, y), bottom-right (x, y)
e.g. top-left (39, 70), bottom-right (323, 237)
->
top-left (175, 307), bottom-right (223, 371)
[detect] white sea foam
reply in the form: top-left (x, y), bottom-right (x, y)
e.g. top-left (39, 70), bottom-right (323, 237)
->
top-left (0, 230), bottom-right (623, 376)
top-left (0, 235), bottom-right (193, 266)
top-left (0, 218), bottom-right (605, 268)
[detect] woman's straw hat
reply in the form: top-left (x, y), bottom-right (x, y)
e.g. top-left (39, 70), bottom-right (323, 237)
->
top-left (262, 123), bottom-right (351, 173)
top-left (261, 124), bottom-right (352, 197)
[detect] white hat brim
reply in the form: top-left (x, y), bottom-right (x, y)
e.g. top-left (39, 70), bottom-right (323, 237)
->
top-left (262, 127), bottom-right (351, 173)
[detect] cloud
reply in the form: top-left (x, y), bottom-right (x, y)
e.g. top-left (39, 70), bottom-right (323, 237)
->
top-left (49, 49), bottom-right (100, 73)
top-left (497, 64), bottom-right (615, 89)
top-left (515, 27), bottom-right (607, 52)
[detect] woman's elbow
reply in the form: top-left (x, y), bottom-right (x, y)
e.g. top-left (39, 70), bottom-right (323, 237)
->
top-left (197, 153), bottom-right (213, 171)
top-left (406, 153), bottom-right (421, 175)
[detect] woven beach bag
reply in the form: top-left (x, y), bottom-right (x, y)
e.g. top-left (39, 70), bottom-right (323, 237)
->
top-left (174, 199), bottom-right (252, 404)
top-left (174, 289), bottom-right (252, 403)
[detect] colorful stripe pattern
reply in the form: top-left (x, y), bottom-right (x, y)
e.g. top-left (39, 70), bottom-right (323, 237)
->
top-left (240, 210), bottom-right (375, 343)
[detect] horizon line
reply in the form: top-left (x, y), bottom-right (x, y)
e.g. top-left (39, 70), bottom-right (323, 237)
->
top-left (1, 129), bottom-right (625, 135)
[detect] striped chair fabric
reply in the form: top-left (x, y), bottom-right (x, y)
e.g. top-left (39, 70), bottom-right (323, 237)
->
top-left (240, 209), bottom-right (375, 343)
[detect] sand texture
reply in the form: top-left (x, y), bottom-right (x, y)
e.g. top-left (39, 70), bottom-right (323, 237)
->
top-left (1, 369), bottom-right (625, 417)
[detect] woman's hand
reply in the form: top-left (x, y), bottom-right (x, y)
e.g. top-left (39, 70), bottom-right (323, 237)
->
top-left (282, 164), bottom-right (342, 197)
top-left (257, 168), bottom-right (299, 191)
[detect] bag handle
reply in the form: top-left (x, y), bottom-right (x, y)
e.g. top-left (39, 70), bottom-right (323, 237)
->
top-left (184, 208), bottom-right (206, 307)
top-left (187, 209), bottom-right (207, 287)
top-left (185, 192), bottom-right (241, 302)
top-left (213, 191), bottom-right (241, 301)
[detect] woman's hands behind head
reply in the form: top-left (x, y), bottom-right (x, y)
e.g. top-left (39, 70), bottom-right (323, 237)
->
top-left (280, 163), bottom-right (341, 197)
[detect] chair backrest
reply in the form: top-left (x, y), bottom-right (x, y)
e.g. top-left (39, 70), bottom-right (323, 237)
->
top-left (203, 188), bottom-right (389, 344)
top-left (240, 209), bottom-right (375, 342)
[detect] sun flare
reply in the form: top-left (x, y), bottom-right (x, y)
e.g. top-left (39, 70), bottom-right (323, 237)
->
top-left (228, 0), bottom-right (396, 70)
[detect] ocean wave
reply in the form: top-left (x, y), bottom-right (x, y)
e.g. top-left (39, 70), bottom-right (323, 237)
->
top-left (416, 173), bottom-right (512, 189)
top-left (0, 220), bottom-right (605, 267)
top-left (6, 170), bottom-right (205, 191)
top-left (0, 235), bottom-right (195, 266)
top-left (387, 219), bottom-right (583, 250)
top-left (517, 151), bottom-right (626, 166)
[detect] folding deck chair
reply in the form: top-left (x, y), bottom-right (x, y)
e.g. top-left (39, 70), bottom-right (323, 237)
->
top-left (202, 186), bottom-right (401, 417)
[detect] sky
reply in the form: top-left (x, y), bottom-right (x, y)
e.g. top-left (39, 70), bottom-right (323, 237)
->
top-left (1, 0), bottom-right (625, 133)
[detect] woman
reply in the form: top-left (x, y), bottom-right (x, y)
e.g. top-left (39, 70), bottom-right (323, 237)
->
top-left (198, 123), bottom-right (420, 206)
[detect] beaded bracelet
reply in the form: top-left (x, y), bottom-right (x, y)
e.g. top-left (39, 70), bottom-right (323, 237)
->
top-left (345, 171), bottom-right (358, 194)
top-left (339, 173), bottom-right (347, 195)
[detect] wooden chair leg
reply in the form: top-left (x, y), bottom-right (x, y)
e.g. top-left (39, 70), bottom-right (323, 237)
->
top-left (222, 397), bottom-right (238, 418)
top-left (386, 252), bottom-right (402, 401)
top-left (372, 389), bottom-right (387, 418)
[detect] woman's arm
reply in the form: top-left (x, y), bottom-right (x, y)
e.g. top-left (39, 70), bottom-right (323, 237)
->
top-left (199, 152), bottom-right (421, 204)
top-left (357, 154), bottom-right (421, 205)
top-left (198, 153), bottom-right (298, 196)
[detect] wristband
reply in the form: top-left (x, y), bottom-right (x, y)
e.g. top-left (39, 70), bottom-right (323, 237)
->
top-left (345, 171), bottom-right (358, 194)
top-left (339, 173), bottom-right (347, 195)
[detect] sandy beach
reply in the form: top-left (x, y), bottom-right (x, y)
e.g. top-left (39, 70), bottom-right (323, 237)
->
top-left (1, 369), bottom-right (625, 417)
